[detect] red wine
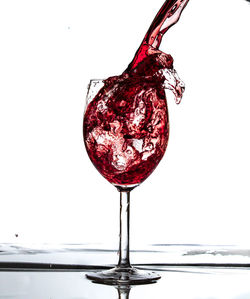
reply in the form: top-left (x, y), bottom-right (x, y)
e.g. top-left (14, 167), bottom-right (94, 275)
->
top-left (83, 0), bottom-right (189, 187)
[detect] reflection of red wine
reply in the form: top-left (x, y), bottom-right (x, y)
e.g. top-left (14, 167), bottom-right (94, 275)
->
top-left (83, 0), bottom-right (189, 187)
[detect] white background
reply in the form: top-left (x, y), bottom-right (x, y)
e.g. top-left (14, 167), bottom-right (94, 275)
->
top-left (0, 0), bottom-right (249, 247)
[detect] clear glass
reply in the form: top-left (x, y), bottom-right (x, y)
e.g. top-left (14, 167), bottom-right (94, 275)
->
top-left (83, 80), bottom-right (160, 285)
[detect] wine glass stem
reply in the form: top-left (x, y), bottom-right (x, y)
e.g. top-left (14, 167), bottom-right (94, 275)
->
top-left (118, 190), bottom-right (131, 268)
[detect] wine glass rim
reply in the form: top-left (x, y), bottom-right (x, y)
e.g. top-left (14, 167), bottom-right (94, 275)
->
top-left (89, 79), bottom-right (104, 85)
top-left (85, 79), bottom-right (104, 109)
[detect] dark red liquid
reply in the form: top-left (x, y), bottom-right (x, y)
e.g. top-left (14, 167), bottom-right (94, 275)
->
top-left (83, 0), bottom-right (189, 187)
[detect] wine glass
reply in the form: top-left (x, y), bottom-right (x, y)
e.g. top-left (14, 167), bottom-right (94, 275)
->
top-left (83, 0), bottom-right (188, 285)
top-left (83, 78), bottom-right (170, 285)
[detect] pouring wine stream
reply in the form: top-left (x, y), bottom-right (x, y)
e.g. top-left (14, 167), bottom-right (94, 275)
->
top-left (127, 0), bottom-right (189, 71)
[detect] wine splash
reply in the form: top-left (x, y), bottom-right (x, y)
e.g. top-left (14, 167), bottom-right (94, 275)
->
top-left (127, 0), bottom-right (189, 72)
top-left (84, 0), bottom-right (189, 187)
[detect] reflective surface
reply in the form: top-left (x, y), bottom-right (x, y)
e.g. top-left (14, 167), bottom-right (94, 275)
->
top-left (1, 267), bottom-right (250, 298)
top-left (1, 243), bottom-right (250, 265)
top-left (0, 244), bottom-right (250, 298)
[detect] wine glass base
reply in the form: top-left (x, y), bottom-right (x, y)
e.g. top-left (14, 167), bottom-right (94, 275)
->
top-left (86, 267), bottom-right (161, 285)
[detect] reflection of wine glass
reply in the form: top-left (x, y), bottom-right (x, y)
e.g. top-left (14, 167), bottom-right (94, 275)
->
top-left (116, 285), bottom-right (130, 299)
top-left (83, 78), bottom-right (169, 284)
